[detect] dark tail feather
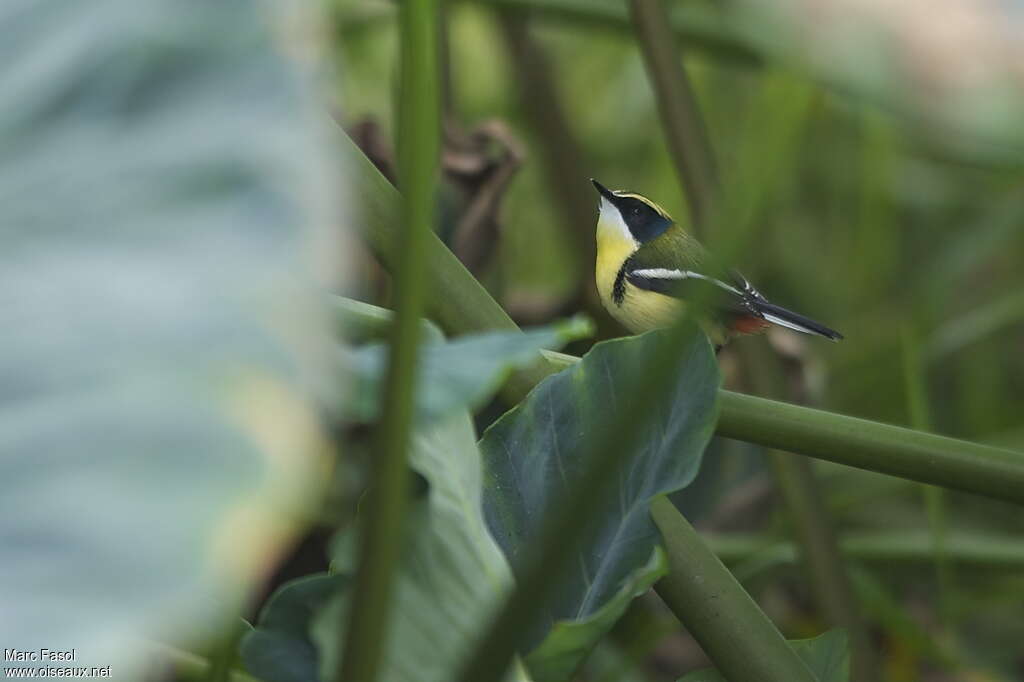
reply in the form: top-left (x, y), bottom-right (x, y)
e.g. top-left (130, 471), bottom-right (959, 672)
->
top-left (754, 301), bottom-right (844, 341)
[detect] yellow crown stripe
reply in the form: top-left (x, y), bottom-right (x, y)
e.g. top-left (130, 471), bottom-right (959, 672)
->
top-left (612, 191), bottom-right (673, 220)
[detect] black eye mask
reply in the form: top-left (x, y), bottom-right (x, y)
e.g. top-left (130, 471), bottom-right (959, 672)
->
top-left (618, 197), bottom-right (671, 243)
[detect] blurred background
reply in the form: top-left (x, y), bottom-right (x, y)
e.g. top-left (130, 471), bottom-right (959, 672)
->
top-left (5, 0), bottom-right (1024, 680)
top-left (332, 0), bottom-right (1024, 679)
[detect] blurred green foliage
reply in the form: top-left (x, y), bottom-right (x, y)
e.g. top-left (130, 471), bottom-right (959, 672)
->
top-left (331, 1), bottom-right (1024, 679)
top-left (335, 0), bottom-right (1024, 431)
top-left (0, 1), bottom-right (338, 679)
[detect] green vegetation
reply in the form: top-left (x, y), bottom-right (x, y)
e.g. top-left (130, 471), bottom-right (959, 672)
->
top-left (7, 1), bottom-right (1024, 682)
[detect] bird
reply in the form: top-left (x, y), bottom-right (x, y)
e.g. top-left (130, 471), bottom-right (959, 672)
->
top-left (591, 179), bottom-right (842, 347)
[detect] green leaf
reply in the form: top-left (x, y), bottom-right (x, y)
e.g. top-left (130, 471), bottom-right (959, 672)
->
top-left (0, 0), bottom-right (337, 677)
top-left (677, 630), bottom-right (850, 682)
top-left (241, 299), bottom-right (581, 680)
top-left (790, 630), bottom-right (850, 682)
top-left (577, 640), bottom-right (653, 682)
top-left (524, 548), bottom-right (667, 682)
top-left (333, 297), bottom-right (593, 422)
top-left (240, 575), bottom-right (347, 682)
top-left (310, 411), bottom-right (532, 682)
top-left (480, 331), bottom-right (720, 676)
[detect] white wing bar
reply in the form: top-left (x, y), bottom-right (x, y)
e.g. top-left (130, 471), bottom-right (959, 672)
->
top-left (629, 268), bottom-right (743, 296)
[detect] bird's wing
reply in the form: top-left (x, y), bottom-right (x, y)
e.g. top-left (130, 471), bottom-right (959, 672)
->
top-left (627, 259), bottom-right (844, 340)
top-left (624, 232), bottom-right (752, 315)
top-left (625, 266), bottom-right (752, 316)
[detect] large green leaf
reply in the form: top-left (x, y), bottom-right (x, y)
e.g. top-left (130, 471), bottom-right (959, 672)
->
top-left (480, 330), bottom-right (721, 677)
top-left (332, 298), bottom-right (592, 423)
top-left (243, 299), bottom-right (555, 682)
top-left (0, 0), bottom-right (337, 678)
top-left (523, 548), bottom-right (667, 682)
top-left (677, 629), bottom-right (850, 682)
top-left (240, 574), bottom-right (347, 682)
top-left (309, 411), bottom-right (532, 682)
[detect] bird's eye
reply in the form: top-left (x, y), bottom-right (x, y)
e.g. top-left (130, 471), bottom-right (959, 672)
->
top-left (632, 207), bottom-right (641, 216)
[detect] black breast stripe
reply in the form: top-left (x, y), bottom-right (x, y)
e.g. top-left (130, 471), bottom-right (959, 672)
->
top-left (612, 262), bottom-right (628, 305)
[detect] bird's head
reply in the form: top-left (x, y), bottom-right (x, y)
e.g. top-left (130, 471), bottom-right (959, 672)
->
top-left (591, 179), bottom-right (674, 245)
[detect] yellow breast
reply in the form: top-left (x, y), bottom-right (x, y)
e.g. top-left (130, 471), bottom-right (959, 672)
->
top-left (609, 282), bottom-right (684, 334)
top-left (595, 214), bottom-right (683, 334)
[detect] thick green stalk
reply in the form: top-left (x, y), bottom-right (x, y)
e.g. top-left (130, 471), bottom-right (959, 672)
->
top-left (628, 0), bottom-right (717, 232)
top-left (341, 128), bottom-right (516, 336)
top-left (709, 531), bottom-right (1024, 569)
top-left (497, 14), bottom-right (598, 296)
top-left (339, 2), bottom-right (440, 681)
top-left (651, 497), bottom-right (818, 682)
top-left (343, 136), bottom-right (1024, 503)
top-left (339, 134), bottom-right (553, 400)
top-left (716, 390), bottom-right (1024, 504)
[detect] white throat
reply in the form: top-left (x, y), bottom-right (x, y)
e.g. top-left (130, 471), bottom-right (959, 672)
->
top-left (596, 197), bottom-right (636, 247)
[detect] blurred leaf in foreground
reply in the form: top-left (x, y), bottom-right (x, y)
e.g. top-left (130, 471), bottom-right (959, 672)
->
top-left (0, 0), bottom-right (340, 677)
top-left (333, 297), bottom-right (593, 423)
top-left (311, 412), bottom-right (532, 682)
top-left (480, 330), bottom-right (720, 679)
top-left (246, 299), bottom-right (543, 682)
top-left (241, 574), bottom-right (347, 682)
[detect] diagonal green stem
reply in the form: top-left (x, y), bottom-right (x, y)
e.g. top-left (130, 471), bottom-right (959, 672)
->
top-left (341, 128), bottom-right (552, 402)
top-left (339, 2), bottom-right (440, 681)
top-left (651, 497), bottom-right (818, 682)
top-left (629, 0), bottom-right (718, 232)
top-left (497, 13), bottom-right (598, 297)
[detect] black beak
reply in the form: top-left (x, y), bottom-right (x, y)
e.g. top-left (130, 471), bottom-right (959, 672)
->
top-left (591, 178), bottom-right (617, 202)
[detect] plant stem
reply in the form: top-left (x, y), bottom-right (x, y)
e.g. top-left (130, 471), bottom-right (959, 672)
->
top-left (628, 0), bottom-right (717, 232)
top-left (497, 13), bottom-right (599, 299)
top-left (339, 2), bottom-right (440, 681)
top-left (716, 390), bottom-right (1024, 504)
top-left (339, 134), bottom-right (554, 402)
top-left (902, 326), bottom-right (954, 627)
top-left (651, 497), bottom-right (818, 682)
top-left (708, 531), bottom-right (1024, 568)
